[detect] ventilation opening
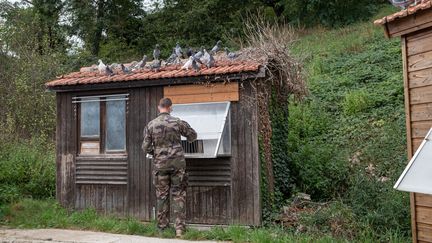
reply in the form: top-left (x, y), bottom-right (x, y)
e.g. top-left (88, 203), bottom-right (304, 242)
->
top-left (182, 140), bottom-right (204, 154)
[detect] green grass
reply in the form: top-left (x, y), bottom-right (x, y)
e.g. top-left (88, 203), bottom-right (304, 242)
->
top-left (0, 198), bottom-right (409, 242)
top-left (285, 4), bottom-right (411, 242)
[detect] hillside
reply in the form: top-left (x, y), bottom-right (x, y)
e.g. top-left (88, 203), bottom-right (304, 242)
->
top-left (284, 6), bottom-right (411, 240)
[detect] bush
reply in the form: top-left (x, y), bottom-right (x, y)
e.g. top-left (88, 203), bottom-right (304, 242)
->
top-left (343, 90), bottom-right (375, 115)
top-left (0, 138), bottom-right (55, 204)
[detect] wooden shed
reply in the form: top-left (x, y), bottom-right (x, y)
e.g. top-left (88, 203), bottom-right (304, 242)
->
top-left (45, 60), bottom-right (267, 226)
top-left (375, 1), bottom-right (432, 242)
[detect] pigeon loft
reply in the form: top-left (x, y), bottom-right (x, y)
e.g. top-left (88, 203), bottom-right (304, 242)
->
top-left (46, 60), bottom-right (270, 226)
top-left (375, 1), bottom-right (432, 242)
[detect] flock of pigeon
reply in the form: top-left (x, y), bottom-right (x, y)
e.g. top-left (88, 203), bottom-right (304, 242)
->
top-left (390, 0), bottom-right (428, 9)
top-left (96, 40), bottom-right (239, 76)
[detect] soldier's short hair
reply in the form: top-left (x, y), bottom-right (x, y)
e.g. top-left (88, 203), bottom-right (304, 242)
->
top-left (159, 98), bottom-right (172, 108)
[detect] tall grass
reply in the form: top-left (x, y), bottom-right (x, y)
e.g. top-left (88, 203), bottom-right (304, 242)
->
top-left (0, 138), bottom-right (55, 204)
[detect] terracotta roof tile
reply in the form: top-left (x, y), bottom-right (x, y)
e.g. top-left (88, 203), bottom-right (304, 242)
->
top-left (374, 0), bottom-right (432, 25)
top-left (46, 60), bottom-right (261, 88)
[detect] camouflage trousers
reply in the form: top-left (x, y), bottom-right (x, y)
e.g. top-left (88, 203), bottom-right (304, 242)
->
top-left (153, 168), bottom-right (188, 231)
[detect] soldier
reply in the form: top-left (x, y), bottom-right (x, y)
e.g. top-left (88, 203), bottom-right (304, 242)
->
top-left (142, 97), bottom-right (197, 237)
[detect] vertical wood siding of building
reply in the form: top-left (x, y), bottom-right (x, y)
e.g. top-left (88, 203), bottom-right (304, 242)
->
top-left (404, 27), bottom-right (432, 242)
top-left (56, 80), bottom-right (261, 226)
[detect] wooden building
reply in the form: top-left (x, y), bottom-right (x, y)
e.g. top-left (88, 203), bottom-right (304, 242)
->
top-left (375, 1), bottom-right (432, 242)
top-left (46, 60), bottom-right (266, 226)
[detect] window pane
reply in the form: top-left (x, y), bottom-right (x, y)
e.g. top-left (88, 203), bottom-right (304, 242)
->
top-left (80, 99), bottom-right (100, 137)
top-left (106, 99), bottom-right (126, 151)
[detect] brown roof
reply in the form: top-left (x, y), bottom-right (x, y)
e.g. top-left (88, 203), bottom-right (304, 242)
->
top-left (374, 0), bottom-right (432, 25)
top-left (45, 60), bottom-right (262, 89)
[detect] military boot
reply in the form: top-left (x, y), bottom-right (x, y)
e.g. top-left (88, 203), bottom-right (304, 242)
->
top-left (175, 229), bottom-right (184, 238)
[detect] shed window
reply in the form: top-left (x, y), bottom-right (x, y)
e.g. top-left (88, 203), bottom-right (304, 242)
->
top-left (171, 102), bottom-right (231, 158)
top-left (74, 94), bottom-right (128, 155)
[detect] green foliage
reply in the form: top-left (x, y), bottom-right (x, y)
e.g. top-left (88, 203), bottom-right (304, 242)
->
top-left (0, 139), bottom-right (55, 204)
top-left (286, 8), bottom-right (410, 241)
top-left (263, 0), bottom-right (390, 27)
top-left (343, 90), bottom-right (375, 115)
top-left (2, 198), bottom-right (405, 242)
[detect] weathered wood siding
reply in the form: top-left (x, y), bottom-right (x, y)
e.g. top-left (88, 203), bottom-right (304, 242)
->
top-left (56, 92), bottom-right (77, 208)
top-left (127, 86), bottom-right (162, 220)
top-left (403, 27), bottom-right (432, 242)
top-left (56, 81), bottom-right (261, 225)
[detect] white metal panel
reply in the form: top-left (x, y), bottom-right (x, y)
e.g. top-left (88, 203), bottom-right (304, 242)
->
top-left (171, 102), bottom-right (231, 158)
top-left (394, 128), bottom-right (432, 194)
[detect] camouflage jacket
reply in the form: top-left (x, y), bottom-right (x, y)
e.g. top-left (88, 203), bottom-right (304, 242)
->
top-left (142, 112), bottom-right (197, 170)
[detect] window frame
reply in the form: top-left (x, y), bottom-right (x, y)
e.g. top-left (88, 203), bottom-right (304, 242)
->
top-left (75, 94), bottom-right (128, 156)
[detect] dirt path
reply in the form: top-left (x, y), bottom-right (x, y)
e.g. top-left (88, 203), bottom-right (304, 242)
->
top-left (0, 228), bottom-right (225, 243)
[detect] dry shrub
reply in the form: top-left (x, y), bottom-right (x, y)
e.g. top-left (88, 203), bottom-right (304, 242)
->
top-left (240, 14), bottom-right (307, 100)
top-left (237, 14), bottom-right (307, 196)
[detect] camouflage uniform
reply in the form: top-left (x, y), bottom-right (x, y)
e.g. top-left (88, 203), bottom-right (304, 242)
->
top-left (142, 112), bottom-right (197, 231)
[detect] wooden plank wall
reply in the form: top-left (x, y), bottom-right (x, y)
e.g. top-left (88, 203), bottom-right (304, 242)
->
top-left (230, 81), bottom-right (261, 225)
top-left (56, 92), bottom-right (77, 208)
top-left (127, 86), bottom-right (162, 220)
top-left (404, 27), bottom-right (432, 243)
top-left (164, 82), bottom-right (239, 104)
top-left (57, 81), bottom-right (260, 225)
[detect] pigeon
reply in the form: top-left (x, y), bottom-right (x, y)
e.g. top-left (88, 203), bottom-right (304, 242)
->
top-left (194, 46), bottom-right (204, 59)
top-left (202, 49), bottom-right (215, 68)
top-left (225, 47), bottom-right (239, 61)
top-left (389, 0), bottom-right (416, 9)
top-left (150, 59), bottom-right (162, 72)
top-left (211, 40), bottom-right (222, 54)
top-left (98, 59), bottom-right (106, 74)
top-left (137, 55), bottom-right (148, 69)
top-left (153, 44), bottom-right (160, 60)
top-left (166, 48), bottom-right (178, 64)
top-left (110, 63), bottom-right (121, 71)
top-left (105, 66), bottom-right (114, 76)
top-left (181, 56), bottom-right (194, 71)
top-left (121, 64), bottom-right (131, 74)
top-left (175, 42), bottom-right (183, 58)
top-left (186, 47), bottom-right (194, 57)
top-left (192, 57), bottom-right (200, 72)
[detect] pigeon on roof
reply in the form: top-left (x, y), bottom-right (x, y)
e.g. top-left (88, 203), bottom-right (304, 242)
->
top-left (150, 59), bottom-right (162, 72)
top-left (121, 64), bottom-right (131, 74)
top-left (181, 56), bottom-right (194, 70)
top-left (202, 49), bottom-right (215, 68)
top-left (98, 59), bottom-right (107, 74)
top-left (224, 47), bottom-right (239, 61)
top-left (105, 65), bottom-right (114, 76)
top-left (166, 48), bottom-right (178, 64)
top-left (186, 47), bottom-right (194, 57)
top-left (153, 44), bottom-right (160, 60)
top-left (175, 42), bottom-right (183, 58)
top-left (211, 40), bottom-right (222, 54)
top-left (194, 46), bottom-right (204, 59)
top-left (192, 58), bottom-right (200, 72)
top-left (137, 55), bottom-right (148, 69)
top-left (390, 0), bottom-right (416, 9)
